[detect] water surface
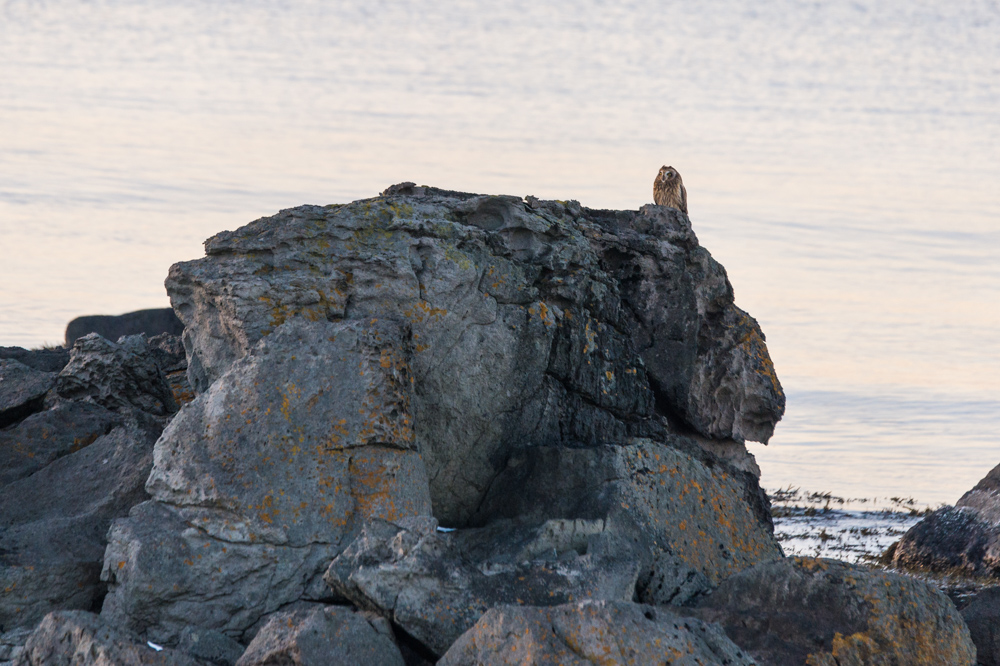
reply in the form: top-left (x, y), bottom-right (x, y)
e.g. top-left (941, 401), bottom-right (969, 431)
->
top-left (1, 0), bottom-right (998, 505)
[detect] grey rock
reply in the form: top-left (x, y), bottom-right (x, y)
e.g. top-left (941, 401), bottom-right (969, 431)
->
top-left (958, 586), bottom-right (1000, 666)
top-left (56, 333), bottom-right (177, 416)
top-left (13, 610), bottom-right (202, 665)
top-left (0, 410), bottom-right (160, 632)
top-left (177, 627), bottom-right (245, 666)
top-left (235, 606), bottom-right (403, 666)
top-left (0, 627), bottom-right (32, 664)
top-left (0, 400), bottom-right (117, 486)
top-left (437, 600), bottom-right (756, 666)
top-left (472, 438), bottom-right (783, 595)
top-left (65, 308), bottom-right (184, 348)
top-left (0, 359), bottom-right (54, 429)
top-left (100, 318), bottom-right (433, 644)
top-left (0, 347), bottom-right (70, 374)
top-left (888, 462), bottom-right (1000, 577)
top-left (165, 188), bottom-right (784, 525)
top-left (324, 517), bottom-right (639, 656)
top-left (684, 556), bottom-right (976, 666)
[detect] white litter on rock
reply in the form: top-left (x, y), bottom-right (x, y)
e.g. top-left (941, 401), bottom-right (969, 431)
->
top-left (147, 641), bottom-right (164, 651)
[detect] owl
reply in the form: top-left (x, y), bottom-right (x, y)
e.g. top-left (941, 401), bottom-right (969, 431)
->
top-left (653, 165), bottom-right (687, 213)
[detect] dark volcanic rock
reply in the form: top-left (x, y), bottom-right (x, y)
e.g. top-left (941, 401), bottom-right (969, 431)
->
top-left (0, 334), bottom-right (175, 634)
top-left (65, 307), bottom-right (184, 347)
top-left (437, 600), bottom-right (755, 666)
top-left (684, 556), bottom-right (976, 666)
top-left (0, 347), bottom-right (71, 374)
top-left (56, 333), bottom-right (177, 416)
top-left (235, 605), bottom-right (403, 666)
top-left (0, 410), bottom-right (162, 633)
top-left (324, 516), bottom-right (639, 656)
top-left (164, 189), bottom-right (784, 525)
top-left (13, 611), bottom-right (201, 666)
top-left (889, 462), bottom-right (1000, 578)
top-left (0, 360), bottom-right (54, 429)
top-left (958, 586), bottom-right (1000, 666)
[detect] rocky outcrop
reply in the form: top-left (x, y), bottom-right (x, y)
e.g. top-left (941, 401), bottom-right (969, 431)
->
top-left (888, 462), bottom-right (1000, 577)
top-left (437, 600), bottom-right (756, 666)
top-left (0, 334), bottom-right (176, 635)
top-left (235, 605), bottom-right (403, 666)
top-left (65, 308), bottom-right (184, 347)
top-left (165, 187), bottom-right (784, 525)
top-left (683, 556), bottom-right (976, 665)
top-left (13, 611), bottom-right (202, 666)
top-left (100, 319), bottom-right (433, 644)
top-left (88, 187), bottom-right (787, 652)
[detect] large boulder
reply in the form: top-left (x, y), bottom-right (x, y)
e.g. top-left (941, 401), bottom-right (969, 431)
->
top-left (100, 319), bottom-right (433, 644)
top-left (13, 611), bottom-right (202, 666)
top-left (471, 438), bottom-right (783, 594)
top-left (437, 600), bottom-right (755, 666)
top-left (235, 605), bottom-right (403, 666)
top-left (324, 516), bottom-right (639, 656)
top-left (888, 462), bottom-right (1000, 577)
top-left (683, 556), bottom-right (976, 665)
top-left (0, 334), bottom-right (175, 634)
top-left (165, 187), bottom-right (784, 525)
top-left (65, 308), bottom-right (184, 347)
top-left (0, 347), bottom-right (71, 374)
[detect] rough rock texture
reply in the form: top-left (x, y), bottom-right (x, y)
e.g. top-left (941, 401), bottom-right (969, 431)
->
top-left (13, 611), bottom-right (202, 666)
top-left (56, 333), bottom-right (177, 416)
top-left (437, 600), bottom-right (756, 666)
top-left (65, 308), bottom-right (184, 347)
top-left (324, 516), bottom-right (639, 656)
top-left (684, 556), bottom-right (976, 666)
top-left (0, 334), bottom-right (173, 634)
top-left (100, 319), bottom-right (433, 644)
top-left (0, 360), bottom-right (54, 429)
top-left (888, 463), bottom-right (1000, 577)
top-left (165, 187), bottom-right (784, 525)
top-left (235, 605), bottom-right (403, 666)
top-left (472, 438), bottom-right (783, 593)
top-left (0, 347), bottom-right (70, 374)
top-left (957, 586), bottom-right (1000, 666)
top-left (177, 627), bottom-right (244, 666)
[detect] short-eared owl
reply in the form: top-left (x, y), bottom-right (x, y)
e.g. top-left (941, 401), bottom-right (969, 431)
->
top-left (653, 166), bottom-right (687, 213)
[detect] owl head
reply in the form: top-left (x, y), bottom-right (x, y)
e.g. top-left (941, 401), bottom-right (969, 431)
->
top-left (658, 166), bottom-right (679, 183)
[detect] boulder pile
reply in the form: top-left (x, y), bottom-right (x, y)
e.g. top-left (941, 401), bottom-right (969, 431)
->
top-left (1, 184), bottom-right (977, 664)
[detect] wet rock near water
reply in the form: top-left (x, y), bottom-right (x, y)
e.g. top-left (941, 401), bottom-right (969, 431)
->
top-left (887, 462), bottom-right (1000, 579)
top-left (682, 556), bottom-right (976, 666)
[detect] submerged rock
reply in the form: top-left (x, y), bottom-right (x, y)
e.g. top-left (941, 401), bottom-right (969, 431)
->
top-left (437, 600), bottom-right (756, 666)
top-left (683, 556), bottom-right (976, 665)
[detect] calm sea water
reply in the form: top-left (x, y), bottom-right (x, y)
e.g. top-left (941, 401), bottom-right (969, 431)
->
top-left (1, 0), bottom-right (998, 506)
